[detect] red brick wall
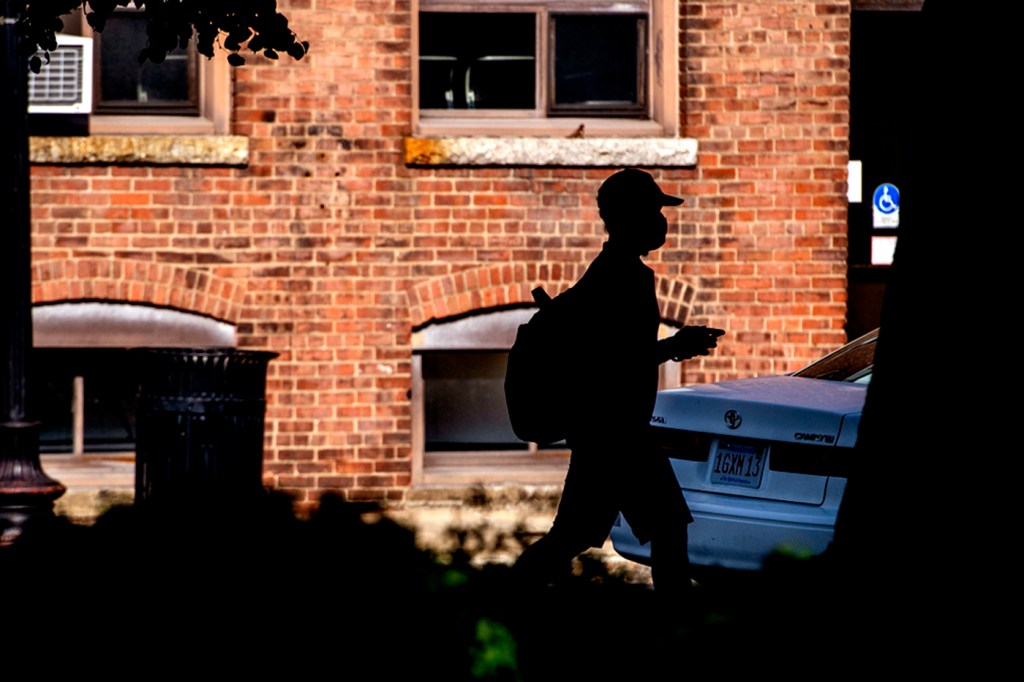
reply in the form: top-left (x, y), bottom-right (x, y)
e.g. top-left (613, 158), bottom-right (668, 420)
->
top-left (680, 0), bottom-right (851, 379)
top-left (29, 1), bottom-right (851, 507)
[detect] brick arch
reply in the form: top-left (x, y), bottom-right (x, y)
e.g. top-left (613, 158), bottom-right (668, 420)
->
top-left (32, 258), bottom-right (244, 323)
top-left (408, 264), bottom-right (696, 328)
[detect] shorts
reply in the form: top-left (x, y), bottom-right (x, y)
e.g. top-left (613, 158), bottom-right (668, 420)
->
top-left (550, 441), bottom-right (693, 548)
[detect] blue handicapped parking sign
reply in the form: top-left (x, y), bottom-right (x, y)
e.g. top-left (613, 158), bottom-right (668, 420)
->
top-left (872, 183), bottom-right (900, 228)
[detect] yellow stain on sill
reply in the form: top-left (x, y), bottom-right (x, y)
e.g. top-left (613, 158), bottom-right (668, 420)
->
top-left (403, 137), bottom-right (452, 166)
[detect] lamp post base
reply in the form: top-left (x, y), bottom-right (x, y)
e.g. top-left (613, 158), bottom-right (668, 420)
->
top-left (0, 421), bottom-right (66, 547)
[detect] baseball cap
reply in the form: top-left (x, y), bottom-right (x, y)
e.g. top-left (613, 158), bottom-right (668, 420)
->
top-left (597, 168), bottom-right (684, 212)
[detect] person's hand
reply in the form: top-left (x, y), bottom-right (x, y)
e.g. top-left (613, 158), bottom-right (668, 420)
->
top-left (666, 326), bottom-right (725, 361)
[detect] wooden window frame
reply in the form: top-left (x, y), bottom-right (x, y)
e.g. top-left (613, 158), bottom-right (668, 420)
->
top-left (414, 0), bottom-right (679, 137)
top-left (62, 8), bottom-right (232, 135)
top-left (91, 9), bottom-right (201, 117)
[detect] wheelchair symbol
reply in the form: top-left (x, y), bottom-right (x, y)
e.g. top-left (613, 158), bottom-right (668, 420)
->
top-left (873, 184), bottom-right (900, 215)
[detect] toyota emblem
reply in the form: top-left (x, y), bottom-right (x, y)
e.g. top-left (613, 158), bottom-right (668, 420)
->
top-left (724, 410), bottom-right (742, 430)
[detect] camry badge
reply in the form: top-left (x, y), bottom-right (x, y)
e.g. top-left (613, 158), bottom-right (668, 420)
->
top-left (724, 410), bottom-right (742, 430)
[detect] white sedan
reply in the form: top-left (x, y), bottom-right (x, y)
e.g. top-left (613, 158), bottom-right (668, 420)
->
top-left (611, 329), bottom-right (877, 572)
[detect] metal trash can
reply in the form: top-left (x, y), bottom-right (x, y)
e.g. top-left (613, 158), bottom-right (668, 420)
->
top-left (133, 348), bottom-right (278, 507)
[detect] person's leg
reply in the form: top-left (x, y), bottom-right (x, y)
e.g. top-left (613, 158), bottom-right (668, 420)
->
top-left (622, 452), bottom-right (694, 604)
top-left (649, 523), bottom-right (692, 600)
top-left (514, 444), bottom-right (615, 585)
top-left (513, 525), bottom-right (592, 585)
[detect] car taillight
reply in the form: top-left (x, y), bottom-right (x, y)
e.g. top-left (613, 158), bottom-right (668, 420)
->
top-left (769, 442), bottom-right (852, 478)
top-left (650, 427), bottom-right (712, 462)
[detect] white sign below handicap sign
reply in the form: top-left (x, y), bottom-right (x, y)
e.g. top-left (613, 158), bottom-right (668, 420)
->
top-left (872, 183), bottom-right (900, 228)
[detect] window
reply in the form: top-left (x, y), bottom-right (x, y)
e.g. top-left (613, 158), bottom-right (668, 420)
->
top-left (50, 8), bottom-right (231, 135)
top-left (549, 13), bottom-right (646, 117)
top-left (419, 12), bottom-right (537, 111)
top-left (32, 302), bottom-right (238, 455)
top-left (411, 309), bottom-right (570, 485)
top-left (415, 0), bottom-right (678, 137)
top-left (93, 9), bottom-right (200, 116)
top-left (421, 350), bottom-right (529, 451)
top-left (33, 348), bottom-right (140, 454)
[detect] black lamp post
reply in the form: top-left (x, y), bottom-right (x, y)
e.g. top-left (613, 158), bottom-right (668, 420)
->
top-left (0, 3), bottom-right (65, 546)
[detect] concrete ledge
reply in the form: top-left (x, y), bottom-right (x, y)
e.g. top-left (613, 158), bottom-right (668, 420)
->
top-left (404, 136), bottom-right (698, 167)
top-left (54, 489), bottom-right (135, 525)
top-left (29, 135), bottom-right (250, 166)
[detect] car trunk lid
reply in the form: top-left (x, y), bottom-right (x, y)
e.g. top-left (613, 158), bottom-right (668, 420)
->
top-left (651, 376), bottom-right (866, 505)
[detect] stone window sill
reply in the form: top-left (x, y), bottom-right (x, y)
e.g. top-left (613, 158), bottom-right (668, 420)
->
top-left (404, 135), bottom-right (698, 168)
top-left (28, 135), bottom-right (249, 166)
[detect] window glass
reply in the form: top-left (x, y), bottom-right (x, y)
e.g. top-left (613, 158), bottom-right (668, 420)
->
top-left (419, 12), bottom-right (536, 110)
top-left (422, 350), bottom-right (529, 451)
top-left (550, 13), bottom-right (645, 115)
top-left (32, 348), bottom-right (139, 453)
top-left (95, 10), bottom-right (198, 115)
top-left (793, 332), bottom-right (877, 384)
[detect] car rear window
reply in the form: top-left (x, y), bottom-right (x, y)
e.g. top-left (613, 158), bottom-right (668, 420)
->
top-left (793, 331), bottom-right (876, 383)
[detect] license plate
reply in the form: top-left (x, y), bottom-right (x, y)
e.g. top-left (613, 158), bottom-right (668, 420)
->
top-left (710, 442), bottom-right (765, 488)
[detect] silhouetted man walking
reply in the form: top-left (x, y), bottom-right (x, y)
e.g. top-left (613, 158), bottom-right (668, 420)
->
top-left (514, 168), bottom-right (723, 609)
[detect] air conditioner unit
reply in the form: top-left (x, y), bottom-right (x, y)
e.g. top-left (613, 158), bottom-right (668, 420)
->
top-left (28, 34), bottom-right (93, 135)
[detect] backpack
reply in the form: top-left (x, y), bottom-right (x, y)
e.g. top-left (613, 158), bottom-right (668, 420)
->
top-left (504, 286), bottom-right (577, 445)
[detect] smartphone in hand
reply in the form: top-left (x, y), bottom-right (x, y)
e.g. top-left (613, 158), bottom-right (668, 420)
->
top-left (667, 325), bottom-right (725, 361)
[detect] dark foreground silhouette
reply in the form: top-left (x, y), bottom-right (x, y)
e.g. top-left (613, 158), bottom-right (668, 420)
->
top-left (1, 491), bottom-right (875, 679)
